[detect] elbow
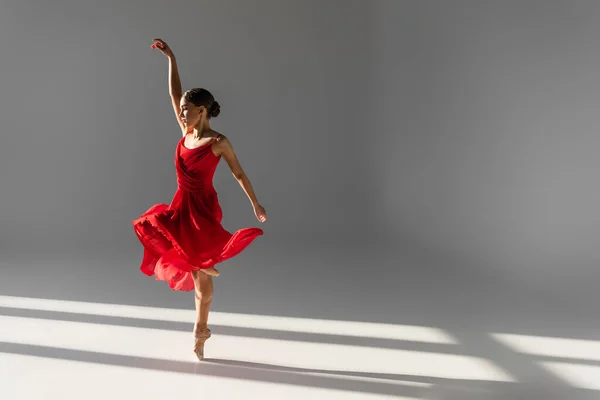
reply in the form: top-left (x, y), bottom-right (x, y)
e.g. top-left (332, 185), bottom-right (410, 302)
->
top-left (232, 172), bottom-right (245, 180)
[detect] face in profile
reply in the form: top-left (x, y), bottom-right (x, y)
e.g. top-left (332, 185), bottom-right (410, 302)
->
top-left (179, 98), bottom-right (206, 128)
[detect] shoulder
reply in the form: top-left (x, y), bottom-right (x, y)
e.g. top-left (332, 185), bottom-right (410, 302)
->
top-left (214, 132), bottom-right (228, 143)
top-left (212, 133), bottom-right (232, 156)
top-left (213, 133), bottom-right (232, 148)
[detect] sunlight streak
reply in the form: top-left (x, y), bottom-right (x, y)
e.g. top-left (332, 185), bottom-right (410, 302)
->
top-left (540, 362), bottom-right (600, 391)
top-left (490, 333), bottom-right (600, 361)
top-left (0, 314), bottom-right (514, 382)
top-left (0, 353), bottom-right (422, 400)
top-left (0, 295), bottom-right (456, 344)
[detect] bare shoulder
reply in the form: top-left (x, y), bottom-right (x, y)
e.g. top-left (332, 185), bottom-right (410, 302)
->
top-left (215, 133), bottom-right (230, 144)
top-left (212, 133), bottom-right (233, 156)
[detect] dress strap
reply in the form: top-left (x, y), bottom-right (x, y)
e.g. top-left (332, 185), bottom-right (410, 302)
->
top-left (213, 134), bottom-right (222, 143)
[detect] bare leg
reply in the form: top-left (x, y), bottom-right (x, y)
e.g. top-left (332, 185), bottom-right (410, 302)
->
top-left (200, 267), bottom-right (220, 276)
top-left (191, 270), bottom-right (214, 360)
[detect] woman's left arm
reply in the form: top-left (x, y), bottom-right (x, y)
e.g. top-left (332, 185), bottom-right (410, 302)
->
top-left (216, 135), bottom-right (267, 223)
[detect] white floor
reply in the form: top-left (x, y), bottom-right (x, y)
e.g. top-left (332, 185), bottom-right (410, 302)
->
top-left (0, 295), bottom-right (521, 400)
top-left (1, 248), bottom-right (600, 399)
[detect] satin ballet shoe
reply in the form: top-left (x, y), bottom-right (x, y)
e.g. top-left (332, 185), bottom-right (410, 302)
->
top-left (193, 328), bottom-right (212, 361)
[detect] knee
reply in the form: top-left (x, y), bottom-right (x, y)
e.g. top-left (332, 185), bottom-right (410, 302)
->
top-left (194, 283), bottom-right (213, 303)
top-left (195, 289), bottom-right (213, 303)
top-left (192, 271), bottom-right (214, 300)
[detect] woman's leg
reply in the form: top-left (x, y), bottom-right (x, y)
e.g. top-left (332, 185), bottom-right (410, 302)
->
top-left (201, 267), bottom-right (220, 276)
top-left (191, 270), bottom-right (214, 360)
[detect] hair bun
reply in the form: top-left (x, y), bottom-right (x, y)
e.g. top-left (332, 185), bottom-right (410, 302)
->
top-left (209, 101), bottom-right (221, 118)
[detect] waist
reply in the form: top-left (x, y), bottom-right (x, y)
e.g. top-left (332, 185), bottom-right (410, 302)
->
top-left (176, 180), bottom-right (215, 194)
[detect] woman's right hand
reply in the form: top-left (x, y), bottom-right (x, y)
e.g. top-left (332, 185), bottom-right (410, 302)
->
top-left (150, 38), bottom-right (174, 58)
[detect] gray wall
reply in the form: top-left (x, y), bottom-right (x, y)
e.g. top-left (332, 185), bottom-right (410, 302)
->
top-left (1, 0), bottom-right (600, 301)
top-left (0, 0), bottom-right (374, 256)
top-left (371, 0), bottom-right (600, 292)
top-left (3, 3), bottom-right (600, 395)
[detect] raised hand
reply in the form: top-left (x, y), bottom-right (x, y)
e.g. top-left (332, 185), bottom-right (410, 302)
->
top-left (150, 38), bottom-right (174, 58)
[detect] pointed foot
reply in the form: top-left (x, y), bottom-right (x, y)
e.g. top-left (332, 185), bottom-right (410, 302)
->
top-left (193, 328), bottom-right (212, 361)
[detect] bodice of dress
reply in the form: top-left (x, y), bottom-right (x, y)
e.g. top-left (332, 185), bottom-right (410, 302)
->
top-left (175, 137), bottom-right (220, 194)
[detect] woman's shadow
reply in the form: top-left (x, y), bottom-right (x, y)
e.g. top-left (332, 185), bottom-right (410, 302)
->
top-left (201, 358), bottom-right (584, 400)
top-left (201, 357), bottom-right (430, 398)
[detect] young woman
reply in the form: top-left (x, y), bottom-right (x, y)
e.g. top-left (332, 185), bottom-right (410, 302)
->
top-left (132, 38), bottom-right (267, 360)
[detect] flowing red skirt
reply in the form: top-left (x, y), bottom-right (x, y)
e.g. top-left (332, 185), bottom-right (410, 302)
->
top-left (133, 202), bottom-right (263, 291)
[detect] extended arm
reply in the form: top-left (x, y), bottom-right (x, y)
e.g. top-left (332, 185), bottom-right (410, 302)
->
top-left (216, 135), bottom-right (267, 222)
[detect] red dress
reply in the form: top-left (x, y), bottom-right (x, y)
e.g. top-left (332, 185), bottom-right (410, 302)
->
top-left (132, 134), bottom-right (263, 291)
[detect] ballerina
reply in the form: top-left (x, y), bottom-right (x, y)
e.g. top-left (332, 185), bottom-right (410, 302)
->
top-left (132, 38), bottom-right (267, 360)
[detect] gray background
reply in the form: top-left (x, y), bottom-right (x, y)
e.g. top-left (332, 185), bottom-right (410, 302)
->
top-left (2, 0), bottom-right (600, 397)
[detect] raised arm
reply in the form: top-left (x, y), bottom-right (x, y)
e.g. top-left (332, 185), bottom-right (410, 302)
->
top-left (151, 38), bottom-right (185, 135)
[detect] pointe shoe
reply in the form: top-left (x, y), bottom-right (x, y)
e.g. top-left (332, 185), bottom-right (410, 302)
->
top-left (201, 267), bottom-right (220, 277)
top-left (193, 328), bottom-right (212, 361)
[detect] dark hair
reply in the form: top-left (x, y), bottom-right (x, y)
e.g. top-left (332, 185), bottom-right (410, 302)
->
top-left (183, 88), bottom-right (221, 118)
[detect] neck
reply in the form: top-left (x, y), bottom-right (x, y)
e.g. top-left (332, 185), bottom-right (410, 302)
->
top-left (192, 120), bottom-right (211, 138)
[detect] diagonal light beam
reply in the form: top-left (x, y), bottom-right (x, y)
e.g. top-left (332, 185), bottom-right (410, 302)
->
top-left (0, 351), bottom-right (426, 400)
top-left (0, 314), bottom-right (514, 382)
top-left (491, 333), bottom-right (600, 362)
top-left (0, 295), bottom-right (456, 344)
